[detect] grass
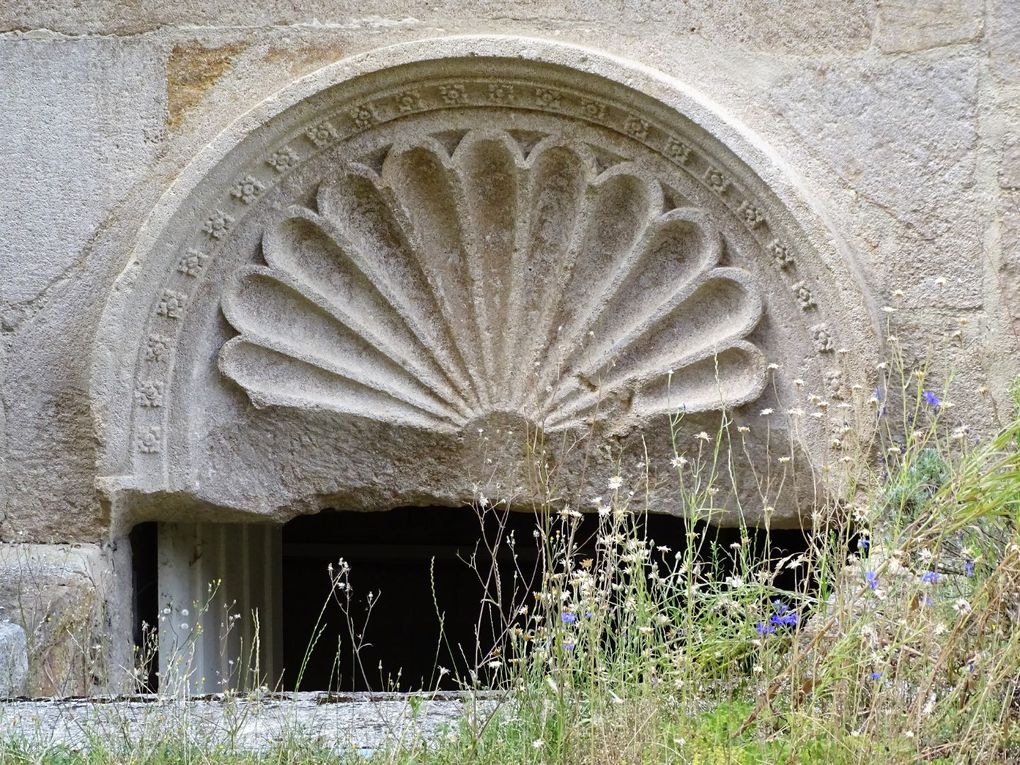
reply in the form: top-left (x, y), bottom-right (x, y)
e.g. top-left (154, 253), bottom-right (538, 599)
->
top-left (2, 361), bottom-right (1019, 764)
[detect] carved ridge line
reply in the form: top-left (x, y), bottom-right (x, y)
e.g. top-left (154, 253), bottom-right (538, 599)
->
top-left (226, 262), bottom-right (468, 422)
top-left (508, 138), bottom-right (599, 411)
top-left (525, 164), bottom-right (664, 414)
top-left (296, 199), bottom-right (476, 418)
top-left (382, 137), bottom-right (494, 411)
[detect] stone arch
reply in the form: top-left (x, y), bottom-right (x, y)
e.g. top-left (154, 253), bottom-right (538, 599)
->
top-left (92, 36), bottom-right (881, 534)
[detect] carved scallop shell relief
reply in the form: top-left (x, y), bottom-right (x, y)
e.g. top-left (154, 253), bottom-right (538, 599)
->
top-left (219, 131), bottom-right (767, 433)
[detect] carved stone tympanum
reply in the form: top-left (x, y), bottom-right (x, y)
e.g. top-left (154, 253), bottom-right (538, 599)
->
top-left (219, 133), bottom-right (766, 434)
top-left (93, 37), bottom-right (880, 529)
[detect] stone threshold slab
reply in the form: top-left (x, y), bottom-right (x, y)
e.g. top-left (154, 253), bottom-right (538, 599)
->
top-left (0, 692), bottom-right (500, 754)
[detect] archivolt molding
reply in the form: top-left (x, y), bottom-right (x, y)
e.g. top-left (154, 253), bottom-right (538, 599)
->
top-left (92, 36), bottom-right (880, 525)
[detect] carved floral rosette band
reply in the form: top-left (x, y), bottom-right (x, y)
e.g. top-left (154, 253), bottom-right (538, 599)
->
top-left (94, 39), bottom-right (878, 524)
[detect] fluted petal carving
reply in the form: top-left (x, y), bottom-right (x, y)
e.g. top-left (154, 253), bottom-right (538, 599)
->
top-left (220, 131), bottom-right (767, 431)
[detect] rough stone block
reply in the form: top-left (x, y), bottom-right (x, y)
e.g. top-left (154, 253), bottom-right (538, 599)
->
top-left (0, 623), bottom-right (29, 698)
top-left (0, 37), bottom-right (164, 307)
top-left (770, 52), bottom-right (983, 307)
top-left (1000, 192), bottom-right (1020, 340)
top-left (0, 544), bottom-right (112, 696)
top-left (875, 0), bottom-right (983, 53)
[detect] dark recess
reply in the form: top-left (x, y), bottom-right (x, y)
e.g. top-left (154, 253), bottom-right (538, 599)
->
top-left (130, 521), bottom-right (159, 692)
top-left (279, 506), bottom-right (812, 692)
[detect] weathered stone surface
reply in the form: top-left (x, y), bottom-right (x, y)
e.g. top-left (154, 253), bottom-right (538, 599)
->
top-left (0, 692), bottom-right (494, 752)
top-left (167, 42), bottom-right (247, 131)
top-left (989, 0), bottom-right (1020, 83)
top-left (0, 623), bottom-right (29, 698)
top-left (1000, 193), bottom-right (1020, 341)
top-left (0, 544), bottom-right (112, 696)
top-left (0, 36), bottom-right (165, 543)
top-left (0, 38), bottom-right (164, 307)
top-left (875, 0), bottom-right (983, 53)
top-left (0, 2), bottom-right (875, 53)
top-left (770, 51), bottom-right (983, 309)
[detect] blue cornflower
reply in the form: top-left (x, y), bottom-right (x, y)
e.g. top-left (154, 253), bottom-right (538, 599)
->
top-left (964, 561), bottom-right (975, 578)
top-left (865, 570), bottom-right (879, 591)
top-left (858, 537), bottom-right (871, 552)
top-left (563, 640), bottom-right (575, 651)
top-left (923, 390), bottom-right (941, 407)
top-left (770, 611), bottom-right (798, 627)
top-left (921, 571), bottom-right (939, 585)
top-left (755, 622), bottom-right (776, 636)
top-left (769, 600), bottom-right (798, 627)
top-left (870, 671), bottom-right (882, 681)
top-left (560, 611), bottom-right (577, 624)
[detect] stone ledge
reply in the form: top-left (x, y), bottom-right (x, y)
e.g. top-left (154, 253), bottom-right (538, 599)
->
top-left (0, 692), bottom-right (498, 753)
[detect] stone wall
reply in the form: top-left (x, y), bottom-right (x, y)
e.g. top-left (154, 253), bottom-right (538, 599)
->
top-left (1, 0), bottom-right (1020, 697)
top-left (3, 0), bottom-right (1016, 544)
top-left (1, 0), bottom-right (1018, 692)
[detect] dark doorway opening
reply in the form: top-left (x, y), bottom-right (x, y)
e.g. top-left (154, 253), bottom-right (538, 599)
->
top-left (279, 507), bottom-right (812, 693)
top-left (280, 506), bottom-right (537, 692)
top-left (129, 521), bottom-right (159, 692)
